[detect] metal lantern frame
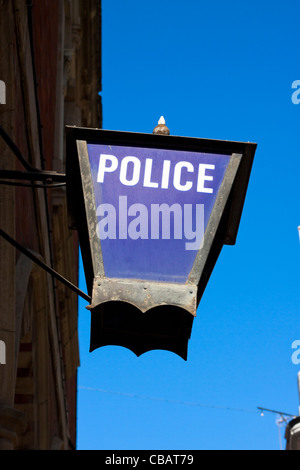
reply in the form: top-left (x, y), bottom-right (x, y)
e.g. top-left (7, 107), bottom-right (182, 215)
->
top-left (66, 126), bottom-right (256, 359)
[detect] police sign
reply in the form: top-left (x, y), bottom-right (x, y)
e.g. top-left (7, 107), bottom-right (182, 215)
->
top-left (66, 126), bottom-right (256, 359)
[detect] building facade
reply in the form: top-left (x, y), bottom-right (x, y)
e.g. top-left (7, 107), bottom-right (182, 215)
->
top-left (0, 0), bottom-right (101, 449)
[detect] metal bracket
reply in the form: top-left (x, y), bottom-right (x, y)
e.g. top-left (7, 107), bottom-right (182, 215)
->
top-left (0, 124), bottom-right (66, 185)
top-left (0, 169), bottom-right (66, 184)
top-left (0, 228), bottom-right (91, 303)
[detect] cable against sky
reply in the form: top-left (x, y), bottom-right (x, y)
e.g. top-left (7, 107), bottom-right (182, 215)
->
top-left (79, 385), bottom-right (261, 415)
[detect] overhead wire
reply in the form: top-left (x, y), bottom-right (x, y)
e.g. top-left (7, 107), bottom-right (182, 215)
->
top-left (78, 385), bottom-right (259, 415)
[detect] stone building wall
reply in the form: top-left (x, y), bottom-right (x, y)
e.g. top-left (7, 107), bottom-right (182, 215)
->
top-left (0, 0), bottom-right (101, 450)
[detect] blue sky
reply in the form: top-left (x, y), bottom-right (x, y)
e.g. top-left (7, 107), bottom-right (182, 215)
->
top-left (76, 0), bottom-right (300, 450)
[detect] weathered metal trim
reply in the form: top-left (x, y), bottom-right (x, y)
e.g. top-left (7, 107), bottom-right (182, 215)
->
top-left (188, 153), bottom-right (243, 285)
top-left (90, 277), bottom-right (198, 316)
top-left (76, 140), bottom-right (104, 277)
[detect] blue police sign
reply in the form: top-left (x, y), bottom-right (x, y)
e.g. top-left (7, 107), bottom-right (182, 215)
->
top-left (66, 126), bottom-right (256, 359)
top-left (88, 143), bottom-right (231, 283)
